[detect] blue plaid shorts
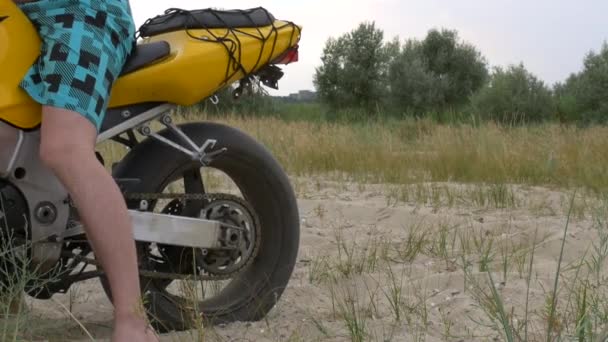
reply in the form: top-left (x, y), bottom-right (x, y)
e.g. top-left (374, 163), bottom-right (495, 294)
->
top-left (19, 0), bottom-right (135, 131)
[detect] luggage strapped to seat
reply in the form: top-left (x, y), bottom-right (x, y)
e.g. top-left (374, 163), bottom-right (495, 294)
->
top-left (137, 7), bottom-right (301, 88)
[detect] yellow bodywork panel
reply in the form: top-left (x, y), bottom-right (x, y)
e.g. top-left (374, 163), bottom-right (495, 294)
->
top-left (0, 0), bottom-right (42, 129)
top-left (109, 23), bottom-right (300, 107)
top-left (0, 0), bottom-right (301, 130)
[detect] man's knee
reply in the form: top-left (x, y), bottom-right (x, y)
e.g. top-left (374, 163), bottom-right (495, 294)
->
top-left (39, 107), bottom-right (97, 172)
top-left (39, 135), bottom-right (92, 172)
top-left (39, 136), bottom-right (69, 171)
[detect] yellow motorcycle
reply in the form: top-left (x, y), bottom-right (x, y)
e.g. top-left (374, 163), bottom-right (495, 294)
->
top-left (0, 0), bottom-right (301, 331)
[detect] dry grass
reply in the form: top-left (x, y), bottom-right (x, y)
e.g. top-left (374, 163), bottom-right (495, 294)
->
top-left (166, 111), bottom-right (608, 193)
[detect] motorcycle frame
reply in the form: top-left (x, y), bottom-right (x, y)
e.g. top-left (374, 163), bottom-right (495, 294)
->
top-left (0, 103), bottom-right (224, 274)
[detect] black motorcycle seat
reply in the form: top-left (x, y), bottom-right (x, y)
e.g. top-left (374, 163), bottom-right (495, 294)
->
top-left (120, 41), bottom-right (171, 76)
top-left (139, 7), bottom-right (276, 38)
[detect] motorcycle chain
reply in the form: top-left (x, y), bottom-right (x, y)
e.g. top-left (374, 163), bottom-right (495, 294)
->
top-left (109, 192), bottom-right (261, 282)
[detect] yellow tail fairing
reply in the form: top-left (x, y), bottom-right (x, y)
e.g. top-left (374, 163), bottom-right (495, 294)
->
top-left (0, 0), bottom-right (42, 130)
top-left (109, 21), bottom-right (301, 107)
top-left (0, 0), bottom-right (301, 129)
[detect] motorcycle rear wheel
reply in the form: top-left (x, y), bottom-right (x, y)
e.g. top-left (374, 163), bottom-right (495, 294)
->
top-left (101, 122), bottom-right (300, 332)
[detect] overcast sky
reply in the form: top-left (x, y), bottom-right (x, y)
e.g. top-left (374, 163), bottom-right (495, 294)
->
top-left (130, 0), bottom-right (608, 96)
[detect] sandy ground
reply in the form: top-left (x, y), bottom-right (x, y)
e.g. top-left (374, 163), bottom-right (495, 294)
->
top-left (18, 179), bottom-right (605, 341)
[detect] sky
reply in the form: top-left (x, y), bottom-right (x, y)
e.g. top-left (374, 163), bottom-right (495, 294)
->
top-left (130, 0), bottom-right (608, 96)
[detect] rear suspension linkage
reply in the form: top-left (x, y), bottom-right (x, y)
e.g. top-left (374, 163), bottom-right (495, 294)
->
top-left (138, 114), bottom-right (227, 165)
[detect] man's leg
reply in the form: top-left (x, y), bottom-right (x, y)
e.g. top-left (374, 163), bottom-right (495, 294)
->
top-left (39, 106), bottom-right (157, 341)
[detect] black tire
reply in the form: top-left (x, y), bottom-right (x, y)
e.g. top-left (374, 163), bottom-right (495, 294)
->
top-left (102, 122), bottom-right (300, 332)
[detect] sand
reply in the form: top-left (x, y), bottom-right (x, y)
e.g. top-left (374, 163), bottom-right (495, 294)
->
top-left (18, 179), bottom-right (604, 341)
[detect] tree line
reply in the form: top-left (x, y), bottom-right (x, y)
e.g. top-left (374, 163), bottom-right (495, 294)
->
top-left (313, 22), bottom-right (608, 124)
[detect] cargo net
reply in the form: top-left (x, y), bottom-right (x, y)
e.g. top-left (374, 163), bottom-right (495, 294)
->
top-left (137, 7), bottom-right (300, 88)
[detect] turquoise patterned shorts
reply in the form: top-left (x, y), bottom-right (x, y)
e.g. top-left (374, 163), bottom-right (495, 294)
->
top-left (19, 0), bottom-right (136, 131)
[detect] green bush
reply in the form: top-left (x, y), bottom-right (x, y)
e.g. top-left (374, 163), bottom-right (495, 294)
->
top-left (415, 29), bottom-right (489, 108)
top-left (314, 25), bottom-right (488, 119)
top-left (313, 22), bottom-right (393, 114)
top-left (388, 40), bottom-right (447, 116)
top-left (555, 43), bottom-right (608, 124)
top-left (471, 64), bottom-right (555, 124)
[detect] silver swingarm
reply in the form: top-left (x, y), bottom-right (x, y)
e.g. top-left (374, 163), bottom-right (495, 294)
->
top-left (62, 210), bottom-right (222, 248)
top-left (96, 104), bottom-right (226, 248)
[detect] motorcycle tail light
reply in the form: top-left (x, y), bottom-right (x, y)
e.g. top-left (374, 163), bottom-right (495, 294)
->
top-left (273, 46), bottom-right (299, 65)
